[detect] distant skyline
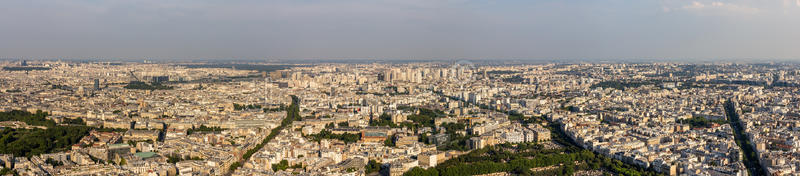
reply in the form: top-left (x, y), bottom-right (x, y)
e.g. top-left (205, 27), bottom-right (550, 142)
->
top-left (1, 0), bottom-right (799, 61)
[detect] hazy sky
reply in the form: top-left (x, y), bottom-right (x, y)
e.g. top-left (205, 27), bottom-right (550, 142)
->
top-left (1, 0), bottom-right (799, 61)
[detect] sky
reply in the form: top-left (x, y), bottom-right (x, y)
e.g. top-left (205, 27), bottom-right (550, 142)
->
top-left (1, 0), bottom-right (799, 61)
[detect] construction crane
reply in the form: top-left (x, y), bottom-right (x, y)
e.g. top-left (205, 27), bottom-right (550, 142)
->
top-left (129, 70), bottom-right (140, 82)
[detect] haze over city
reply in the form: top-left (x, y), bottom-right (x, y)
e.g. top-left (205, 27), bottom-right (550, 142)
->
top-left (2, 0), bottom-right (800, 61)
top-left (3, 1), bottom-right (800, 176)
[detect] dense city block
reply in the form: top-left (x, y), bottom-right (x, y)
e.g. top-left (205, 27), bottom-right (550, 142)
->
top-left (2, 60), bottom-right (799, 176)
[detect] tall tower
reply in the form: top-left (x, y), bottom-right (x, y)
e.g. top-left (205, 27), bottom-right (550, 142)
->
top-left (93, 79), bottom-right (100, 90)
top-left (264, 77), bottom-right (270, 106)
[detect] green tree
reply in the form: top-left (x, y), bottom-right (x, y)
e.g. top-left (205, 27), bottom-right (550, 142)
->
top-left (0, 111), bottom-right (92, 157)
top-left (404, 167), bottom-right (438, 176)
top-left (228, 162), bottom-right (242, 171)
top-left (365, 160), bottom-right (382, 174)
top-left (384, 135), bottom-right (396, 147)
top-left (272, 160), bottom-right (290, 172)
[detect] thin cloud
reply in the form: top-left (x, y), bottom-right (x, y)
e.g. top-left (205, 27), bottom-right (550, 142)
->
top-left (683, 1), bottom-right (706, 9)
top-left (677, 1), bottom-right (759, 14)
